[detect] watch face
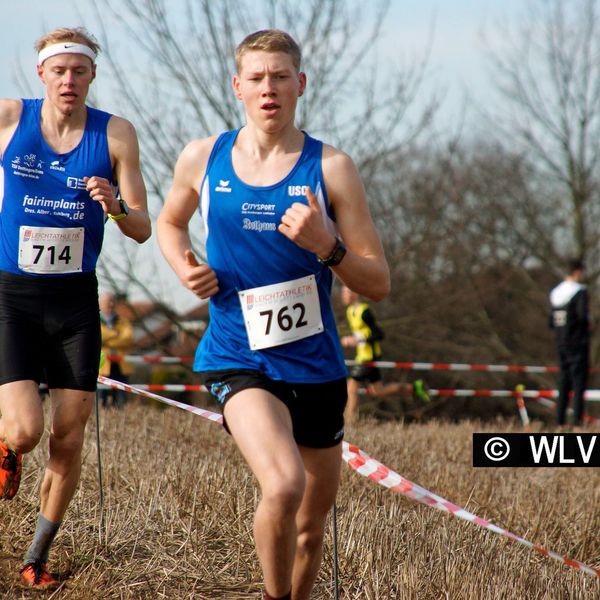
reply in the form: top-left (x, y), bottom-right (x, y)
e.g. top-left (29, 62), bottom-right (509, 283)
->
top-left (330, 245), bottom-right (347, 265)
top-left (318, 239), bottom-right (346, 266)
top-left (321, 241), bottom-right (346, 266)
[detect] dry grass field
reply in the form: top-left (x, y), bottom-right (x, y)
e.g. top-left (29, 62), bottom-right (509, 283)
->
top-left (1, 396), bottom-right (599, 599)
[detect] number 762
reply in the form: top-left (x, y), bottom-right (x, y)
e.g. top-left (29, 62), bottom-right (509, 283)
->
top-left (259, 303), bottom-right (308, 335)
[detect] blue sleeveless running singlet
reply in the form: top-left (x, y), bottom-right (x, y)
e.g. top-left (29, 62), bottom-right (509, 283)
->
top-left (0, 98), bottom-right (113, 276)
top-left (195, 129), bottom-right (347, 383)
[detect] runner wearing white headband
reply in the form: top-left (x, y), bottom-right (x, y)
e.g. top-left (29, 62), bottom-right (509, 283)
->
top-left (38, 42), bottom-right (97, 65)
top-left (0, 25), bottom-right (150, 592)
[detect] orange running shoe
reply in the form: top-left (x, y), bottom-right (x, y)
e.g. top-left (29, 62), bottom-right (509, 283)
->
top-left (0, 440), bottom-right (22, 500)
top-left (20, 562), bottom-right (59, 589)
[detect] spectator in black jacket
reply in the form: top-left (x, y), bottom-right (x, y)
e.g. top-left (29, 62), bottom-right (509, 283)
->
top-left (549, 258), bottom-right (590, 429)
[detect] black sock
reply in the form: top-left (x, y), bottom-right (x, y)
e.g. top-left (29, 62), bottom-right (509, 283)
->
top-left (263, 590), bottom-right (292, 600)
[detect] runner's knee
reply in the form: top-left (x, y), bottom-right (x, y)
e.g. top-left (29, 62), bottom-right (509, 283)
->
top-left (296, 525), bottom-right (326, 558)
top-left (262, 473), bottom-right (305, 514)
top-left (6, 423), bottom-right (43, 453)
top-left (48, 428), bottom-right (85, 459)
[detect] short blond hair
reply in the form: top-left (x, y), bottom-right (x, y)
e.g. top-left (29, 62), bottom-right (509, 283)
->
top-left (235, 29), bottom-right (301, 73)
top-left (34, 27), bottom-right (101, 56)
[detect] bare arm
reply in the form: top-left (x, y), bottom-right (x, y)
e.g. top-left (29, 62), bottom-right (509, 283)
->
top-left (86, 115), bottom-right (151, 243)
top-left (278, 144), bottom-right (390, 301)
top-left (156, 137), bottom-right (219, 299)
top-left (0, 99), bottom-right (22, 157)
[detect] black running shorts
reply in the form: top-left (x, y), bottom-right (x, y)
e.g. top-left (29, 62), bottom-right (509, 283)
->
top-left (348, 364), bottom-right (382, 384)
top-left (200, 369), bottom-right (347, 448)
top-left (0, 271), bottom-right (101, 391)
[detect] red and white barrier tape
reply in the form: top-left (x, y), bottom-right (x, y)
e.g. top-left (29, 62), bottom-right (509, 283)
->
top-left (349, 360), bottom-right (561, 373)
top-left (98, 375), bottom-right (600, 578)
top-left (97, 376), bottom-right (221, 424)
top-left (108, 355), bottom-right (566, 373)
top-left (342, 443), bottom-right (599, 577)
top-left (357, 387), bottom-right (600, 402)
top-left (108, 355), bottom-right (194, 364)
top-left (92, 382), bottom-right (600, 424)
top-left (110, 383), bottom-right (208, 392)
top-left (514, 385), bottom-right (531, 430)
top-left (101, 382), bottom-right (600, 403)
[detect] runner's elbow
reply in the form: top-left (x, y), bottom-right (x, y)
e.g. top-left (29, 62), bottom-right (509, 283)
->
top-left (369, 290), bottom-right (389, 303)
top-left (131, 221), bottom-right (152, 243)
top-left (367, 278), bottom-right (391, 302)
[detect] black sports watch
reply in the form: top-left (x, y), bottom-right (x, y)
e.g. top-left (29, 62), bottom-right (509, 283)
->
top-left (108, 198), bottom-right (129, 221)
top-left (317, 237), bottom-right (347, 267)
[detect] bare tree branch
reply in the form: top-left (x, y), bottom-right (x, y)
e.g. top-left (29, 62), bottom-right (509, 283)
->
top-left (485, 0), bottom-right (600, 267)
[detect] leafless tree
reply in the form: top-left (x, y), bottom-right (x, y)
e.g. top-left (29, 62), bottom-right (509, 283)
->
top-left (361, 139), bottom-right (559, 376)
top-left (484, 0), bottom-right (600, 281)
top-left (358, 0), bottom-right (600, 377)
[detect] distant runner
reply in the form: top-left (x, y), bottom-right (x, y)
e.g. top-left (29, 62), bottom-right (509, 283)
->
top-left (340, 285), bottom-right (429, 423)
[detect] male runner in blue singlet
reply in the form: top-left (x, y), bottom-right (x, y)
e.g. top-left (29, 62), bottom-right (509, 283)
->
top-left (158, 29), bottom-right (390, 600)
top-left (0, 27), bottom-right (151, 588)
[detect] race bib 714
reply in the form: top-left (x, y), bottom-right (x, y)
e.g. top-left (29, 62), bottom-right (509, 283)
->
top-left (18, 226), bottom-right (84, 274)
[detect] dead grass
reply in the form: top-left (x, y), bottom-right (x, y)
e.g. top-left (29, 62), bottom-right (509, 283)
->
top-left (1, 399), bottom-right (599, 599)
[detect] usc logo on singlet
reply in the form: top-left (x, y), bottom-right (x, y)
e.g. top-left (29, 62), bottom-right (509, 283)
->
top-left (288, 185), bottom-right (309, 197)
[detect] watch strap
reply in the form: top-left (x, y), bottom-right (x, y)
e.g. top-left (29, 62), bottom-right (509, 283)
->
top-left (317, 237), bottom-right (347, 267)
top-left (108, 198), bottom-right (129, 221)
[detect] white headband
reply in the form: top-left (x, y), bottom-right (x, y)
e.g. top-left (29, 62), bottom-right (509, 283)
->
top-left (38, 42), bottom-right (97, 66)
